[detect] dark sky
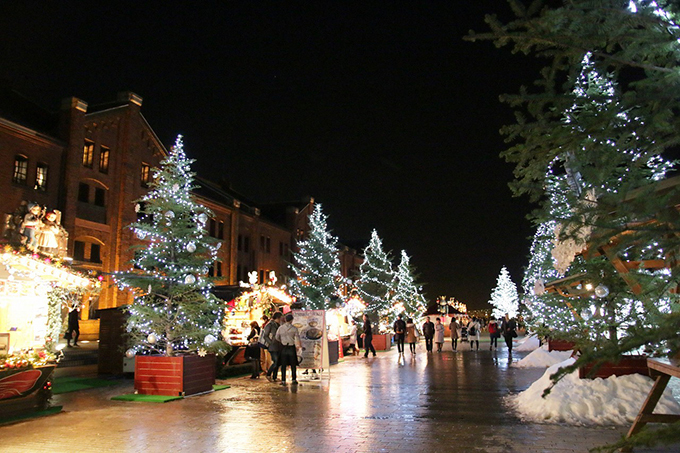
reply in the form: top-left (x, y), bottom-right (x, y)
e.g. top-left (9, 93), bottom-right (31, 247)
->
top-left (2, 2), bottom-right (540, 309)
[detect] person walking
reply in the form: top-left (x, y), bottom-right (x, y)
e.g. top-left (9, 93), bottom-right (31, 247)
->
top-left (467, 317), bottom-right (481, 350)
top-left (348, 320), bottom-right (358, 356)
top-left (500, 313), bottom-right (518, 353)
top-left (274, 313), bottom-right (301, 385)
top-left (488, 317), bottom-right (500, 350)
top-left (434, 317), bottom-right (445, 352)
top-left (449, 317), bottom-right (460, 351)
top-left (65, 300), bottom-right (80, 347)
top-left (263, 311), bottom-right (283, 381)
top-left (422, 317), bottom-right (435, 352)
top-left (405, 318), bottom-right (418, 355)
top-left (393, 314), bottom-right (406, 356)
top-left (361, 314), bottom-right (377, 358)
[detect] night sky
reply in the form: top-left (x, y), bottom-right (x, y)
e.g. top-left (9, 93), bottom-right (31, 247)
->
top-left (2, 2), bottom-right (541, 309)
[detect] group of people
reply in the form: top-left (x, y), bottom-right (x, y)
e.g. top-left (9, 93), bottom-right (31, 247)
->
top-left (244, 311), bottom-right (304, 386)
top-left (386, 313), bottom-right (519, 356)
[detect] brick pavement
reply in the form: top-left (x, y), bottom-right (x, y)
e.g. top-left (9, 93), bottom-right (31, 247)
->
top-left (1, 340), bottom-right (678, 453)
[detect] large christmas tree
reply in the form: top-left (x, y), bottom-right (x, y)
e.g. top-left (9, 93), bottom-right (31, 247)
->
top-left (358, 230), bottom-right (396, 320)
top-left (114, 136), bottom-right (225, 357)
top-left (469, 2), bottom-right (680, 448)
top-left (289, 203), bottom-right (343, 310)
top-left (489, 266), bottom-right (519, 319)
top-left (393, 250), bottom-right (428, 320)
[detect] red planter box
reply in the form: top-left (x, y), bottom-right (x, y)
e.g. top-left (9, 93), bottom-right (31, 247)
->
top-left (372, 334), bottom-right (392, 351)
top-left (579, 355), bottom-right (649, 379)
top-left (548, 339), bottom-right (576, 352)
top-left (135, 354), bottom-right (215, 396)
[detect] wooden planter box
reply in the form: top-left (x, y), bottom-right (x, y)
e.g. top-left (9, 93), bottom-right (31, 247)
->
top-left (548, 339), bottom-right (576, 352)
top-left (579, 355), bottom-right (649, 379)
top-left (134, 354), bottom-right (215, 396)
top-left (372, 334), bottom-right (392, 351)
top-left (0, 365), bottom-right (55, 419)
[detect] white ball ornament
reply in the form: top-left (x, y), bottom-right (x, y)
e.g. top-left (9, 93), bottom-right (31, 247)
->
top-left (204, 334), bottom-right (217, 345)
top-left (134, 203), bottom-right (141, 213)
top-left (136, 230), bottom-right (146, 240)
top-left (126, 349), bottom-right (136, 358)
top-left (172, 183), bottom-right (179, 192)
top-left (165, 211), bottom-right (175, 219)
top-left (594, 284), bottom-right (609, 298)
top-left (147, 333), bottom-right (157, 344)
top-left (186, 242), bottom-right (197, 253)
top-left (184, 274), bottom-right (196, 285)
top-left (198, 213), bottom-right (208, 224)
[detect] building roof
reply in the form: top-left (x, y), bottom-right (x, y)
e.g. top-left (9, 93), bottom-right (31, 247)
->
top-left (0, 86), bottom-right (59, 137)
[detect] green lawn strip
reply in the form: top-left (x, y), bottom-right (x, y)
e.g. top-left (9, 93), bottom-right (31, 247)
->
top-left (0, 406), bottom-right (63, 425)
top-left (52, 377), bottom-right (122, 394)
top-left (213, 384), bottom-right (230, 391)
top-left (111, 394), bottom-right (183, 403)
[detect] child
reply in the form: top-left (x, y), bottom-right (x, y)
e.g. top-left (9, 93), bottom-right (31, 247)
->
top-left (244, 336), bottom-right (262, 379)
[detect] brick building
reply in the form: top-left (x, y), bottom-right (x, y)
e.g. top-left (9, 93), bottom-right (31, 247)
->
top-left (0, 88), bottom-right (362, 338)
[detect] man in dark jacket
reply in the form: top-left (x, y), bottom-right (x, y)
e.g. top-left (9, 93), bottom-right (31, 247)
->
top-left (263, 311), bottom-right (283, 381)
top-left (422, 317), bottom-right (435, 352)
top-left (393, 314), bottom-right (406, 355)
top-left (362, 314), bottom-right (376, 358)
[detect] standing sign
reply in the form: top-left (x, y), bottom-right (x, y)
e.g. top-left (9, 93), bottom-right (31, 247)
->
top-left (292, 310), bottom-right (329, 370)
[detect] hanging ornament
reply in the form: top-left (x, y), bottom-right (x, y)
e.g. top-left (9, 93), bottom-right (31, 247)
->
top-left (136, 230), bottom-right (146, 240)
top-left (172, 183), bottom-right (179, 192)
top-left (594, 284), bottom-right (609, 298)
top-left (125, 349), bottom-right (136, 358)
top-left (198, 213), bottom-right (208, 225)
top-left (147, 284), bottom-right (152, 294)
top-left (184, 274), bottom-right (196, 285)
top-left (186, 242), bottom-right (197, 253)
top-left (216, 242), bottom-right (222, 250)
top-left (134, 203), bottom-right (141, 213)
top-left (165, 211), bottom-right (175, 219)
top-left (204, 334), bottom-right (216, 345)
top-left (147, 333), bottom-right (157, 344)
top-left (198, 348), bottom-right (207, 357)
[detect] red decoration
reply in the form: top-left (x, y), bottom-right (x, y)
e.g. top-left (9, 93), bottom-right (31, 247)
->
top-left (0, 369), bottom-right (42, 400)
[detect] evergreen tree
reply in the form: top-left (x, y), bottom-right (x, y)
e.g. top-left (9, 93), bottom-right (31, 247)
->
top-left (470, 2), bottom-right (680, 447)
top-left (289, 203), bottom-right (342, 310)
top-left (113, 136), bottom-right (224, 357)
top-left (489, 266), bottom-right (520, 319)
top-left (393, 250), bottom-right (428, 319)
top-left (358, 230), bottom-right (396, 321)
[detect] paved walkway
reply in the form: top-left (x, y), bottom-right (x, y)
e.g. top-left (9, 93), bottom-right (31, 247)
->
top-left (1, 340), bottom-right (677, 453)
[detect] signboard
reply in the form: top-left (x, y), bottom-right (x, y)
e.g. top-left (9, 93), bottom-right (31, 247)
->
top-left (292, 310), bottom-right (329, 370)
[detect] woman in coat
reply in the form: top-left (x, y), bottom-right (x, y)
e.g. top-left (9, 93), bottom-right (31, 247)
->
top-left (434, 317), bottom-right (445, 352)
top-left (405, 318), bottom-right (418, 355)
top-left (449, 317), bottom-right (460, 351)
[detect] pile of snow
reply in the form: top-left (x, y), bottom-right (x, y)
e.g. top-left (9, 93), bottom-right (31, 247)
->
top-left (510, 358), bottom-right (680, 425)
top-left (513, 347), bottom-right (573, 368)
top-left (515, 335), bottom-right (541, 352)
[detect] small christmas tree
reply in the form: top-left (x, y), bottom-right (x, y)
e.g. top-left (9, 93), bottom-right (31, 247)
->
top-left (489, 266), bottom-right (519, 319)
top-left (114, 136), bottom-right (224, 357)
top-left (289, 203), bottom-right (342, 310)
top-left (393, 250), bottom-right (427, 319)
top-left (358, 230), bottom-right (396, 321)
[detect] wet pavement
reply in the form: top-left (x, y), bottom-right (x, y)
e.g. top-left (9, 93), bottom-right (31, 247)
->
top-left (1, 340), bottom-right (677, 453)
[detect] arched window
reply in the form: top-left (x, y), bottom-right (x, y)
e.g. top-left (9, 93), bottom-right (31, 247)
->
top-left (12, 155), bottom-right (28, 185)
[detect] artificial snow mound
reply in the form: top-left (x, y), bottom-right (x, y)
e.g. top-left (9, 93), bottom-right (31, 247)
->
top-left (510, 358), bottom-right (680, 425)
top-left (513, 347), bottom-right (573, 368)
top-left (515, 335), bottom-right (541, 352)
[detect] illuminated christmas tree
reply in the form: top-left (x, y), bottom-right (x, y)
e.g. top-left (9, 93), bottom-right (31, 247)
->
top-left (114, 136), bottom-right (225, 357)
top-left (489, 266), bottom-right (519, 319)
top-left (289, 203), bottom-right (342, 310)
top-left (358, 230), bottom-right (396, 320)
top-left (393, 250), bottom-right (427, 319)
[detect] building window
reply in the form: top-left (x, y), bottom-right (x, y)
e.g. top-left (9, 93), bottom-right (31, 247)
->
top-left (266, 237), bottom-right (271, 254)
top-left (12, 156), bottom-right (28, 185)
top-left (90, 244), bottom-right (101, 263)
top-left (73, 241), bottom-right (85, 261)
top-left (216, 262), bottom-right (222, 277)
top-left (218, 221), bottom-right (224, 239)
top-left (209, 219), bottom-right (216, 237)
top-left (94, 187), bottom-right (105, 207)
top-left (140, 163), bottom-right (150, 187)
top-left (78, 183), bottom-right (89, 202)
top-left (83, 140), bottom-right (94, 168)
top-left (260, 235), bottom-right (265, 250)
top-left (99, 147), bottom-right (110, 173)
top-left (244, 236), bottom-right (250, 253)
top-left (237, 235), bottom-right (243, 251)
top-left (34, 163), bottom-right (48, 191)
top-left (279, 242), bottom-right (284, 256)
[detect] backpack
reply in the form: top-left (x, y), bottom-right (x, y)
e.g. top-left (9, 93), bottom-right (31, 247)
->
top-left (488, 323), bottom-right (497, 334)
top-left (258, 324), bottom-right (271, 349)
top-left (468, 324), bottom-right (477, 336)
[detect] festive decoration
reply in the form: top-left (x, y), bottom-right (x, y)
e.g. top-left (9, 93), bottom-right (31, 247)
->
top-left (357, 230), bottom-right (397, 321)
top-left (289, 204), bottom-right (343, 310)
top-left (392, 250), bottom-right (427, 319)
top-left (113, 135), bottom-right (226, 357)
top-left (488, 266), bottom-right (519, 319)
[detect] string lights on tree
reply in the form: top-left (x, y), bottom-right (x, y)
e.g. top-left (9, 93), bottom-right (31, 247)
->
top-left (393, 250), bottom-right (427, 320)
top-left (113, 135), bottom-right (225, 357)
top-left (357, 230), bottom-right (397, 322)
top-left (488, 266), bottom-right (519, 319)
